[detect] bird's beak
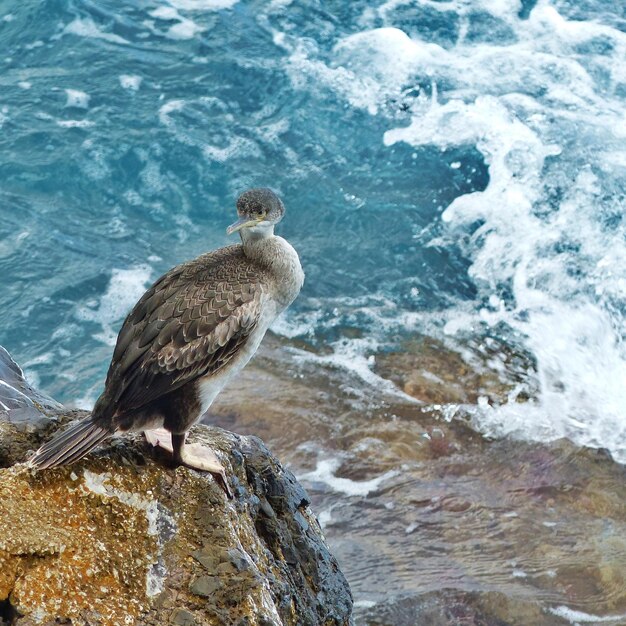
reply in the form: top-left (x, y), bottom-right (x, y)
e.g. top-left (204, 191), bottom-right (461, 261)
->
top-left (226, 217), bottom-right (259, 236)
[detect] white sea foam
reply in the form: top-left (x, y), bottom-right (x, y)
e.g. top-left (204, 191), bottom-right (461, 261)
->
top-left (167, 0), bottom-right (239, 9)
top-left (149, 6), bottom-right (204, 40)
top-left (333, 27), bottom-right (442, 109)
top-left (279, 1), bottom-right (626, 462)
top-left (354, 599), bottom-right (377, 609)
top-left (119, 74), bottom-right (142, 91)
top-left (63, 17), bottom-right (129, 45)
top-left (272, 298), bottom-right (426, 405)
top-left (297, 342), bottom-right (418, 405)
top-left (57, 119), bottom-right (95, 128)
top-left (158, 97), bottom-right (260, 161)
top-left (65, 89), bottom-right (90, 108)
top-left (299, 457), bottom-right (397, 497)
top-left (166, 19), bottom-right (203, 40)
top-left (317, 508), bottom-right (332, 529)
top-left (158, 99), bottom-right (186, 125)
top-left (73, 389), bottom-right (98, 411)
top-left (549, 606), bottom-right (626, 624)
top-left (75, 265), bottom-right (152, 346)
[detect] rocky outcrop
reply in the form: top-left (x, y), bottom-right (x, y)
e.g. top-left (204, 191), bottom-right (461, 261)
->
top-left (0, 348), bottom-right (352, 626)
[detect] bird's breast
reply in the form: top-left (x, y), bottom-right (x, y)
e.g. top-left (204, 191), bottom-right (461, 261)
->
top-left (196, 309), bottom-right (274, 416)
top-left (265, 236), bottom-right (304, 308)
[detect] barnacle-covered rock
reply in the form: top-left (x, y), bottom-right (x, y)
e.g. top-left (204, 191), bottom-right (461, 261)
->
top-left (0, 347), bottom-right (352, 626)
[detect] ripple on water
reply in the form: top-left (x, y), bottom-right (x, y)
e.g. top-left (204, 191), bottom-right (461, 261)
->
top-left (1, 0), bottom-right (626, 622)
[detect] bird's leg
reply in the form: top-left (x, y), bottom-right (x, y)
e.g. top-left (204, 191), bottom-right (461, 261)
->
top-left (170, 433), bottom-right (186, 466)
top-left (144, 428), bottom-right (232, 498)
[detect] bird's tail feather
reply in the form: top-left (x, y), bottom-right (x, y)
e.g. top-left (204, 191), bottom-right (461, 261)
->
top-left (28, 419), bottom-right (112, 469)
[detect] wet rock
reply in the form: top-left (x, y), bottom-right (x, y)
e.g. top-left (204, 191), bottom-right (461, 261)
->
top-left (0, 347), bottom-right (353, 626)
top-left (219, 340), bottom-right (626, 626)
top-left (374, 335), bottom-right (533, 405)
top-left (0, 347), bottom-right (62, 417)
top-left (358, 591), bottom-right (571, 626)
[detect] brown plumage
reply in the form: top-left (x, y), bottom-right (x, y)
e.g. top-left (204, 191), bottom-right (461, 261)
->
top-left (28, 188), bottom-right (304, 480)
top-left (98, 245), bottom-right (265, 423)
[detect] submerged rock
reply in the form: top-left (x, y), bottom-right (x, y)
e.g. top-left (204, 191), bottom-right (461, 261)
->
top-left (0, 347), bottom-right (352, 626)
top-left (205, 337), bottom-right (626, 626)
top-left (373, 335), bottom-right (533, 406)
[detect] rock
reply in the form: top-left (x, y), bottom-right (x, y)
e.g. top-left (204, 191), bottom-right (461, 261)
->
top-left (190, 576), bottom-right (223, 598)
top-left (358, 591), bottom-right (572, 626)
top-left (169, 608), bottom-right (198, 626)
top-left (0, 347), bottom-right (62, 417)
top-left (0, 347), bottom-right (353, 626)
top-left (374, 335), bottom-right (535, 405)
top-left (220, 340), bottom-right (626, 625)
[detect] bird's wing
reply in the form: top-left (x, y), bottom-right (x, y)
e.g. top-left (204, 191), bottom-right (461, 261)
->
top-left (101, 246), bottom-right (265, 415)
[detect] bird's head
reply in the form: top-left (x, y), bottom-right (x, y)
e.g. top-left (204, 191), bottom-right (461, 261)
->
top-left (227, 188), bottom-right (285, 237)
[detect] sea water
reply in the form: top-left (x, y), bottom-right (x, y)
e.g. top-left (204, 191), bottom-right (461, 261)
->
top-left (1, 0), bottom-right (624, 461)
top-left (2, 1), bottom-right (626, 622)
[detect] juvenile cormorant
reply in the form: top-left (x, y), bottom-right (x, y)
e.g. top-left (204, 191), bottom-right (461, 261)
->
top-left (28, 188), bottom-right (304, 496)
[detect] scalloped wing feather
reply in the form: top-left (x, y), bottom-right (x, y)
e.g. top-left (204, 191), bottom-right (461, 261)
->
top-left (98, 245), bottom-right (266, 418)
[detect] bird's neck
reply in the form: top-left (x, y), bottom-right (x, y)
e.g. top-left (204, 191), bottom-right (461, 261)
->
top-left (240, 227), bottom-right (304, 307)
top-left (240, 225), bottom-right (280, 267)
top-left (240, 224), bottom-right (275, 249)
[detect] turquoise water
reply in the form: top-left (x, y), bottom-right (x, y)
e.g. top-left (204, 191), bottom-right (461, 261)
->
top-left (1, 0), bottom-right (625, 459)
top-left (3, 1), bottom-right (626, 623)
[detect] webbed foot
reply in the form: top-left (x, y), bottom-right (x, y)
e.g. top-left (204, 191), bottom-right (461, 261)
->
top-left (144, 428), bottom-right (232, 498)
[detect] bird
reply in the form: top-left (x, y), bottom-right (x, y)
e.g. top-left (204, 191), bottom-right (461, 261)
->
top-left (28, 188), bottom-right (304, 496)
